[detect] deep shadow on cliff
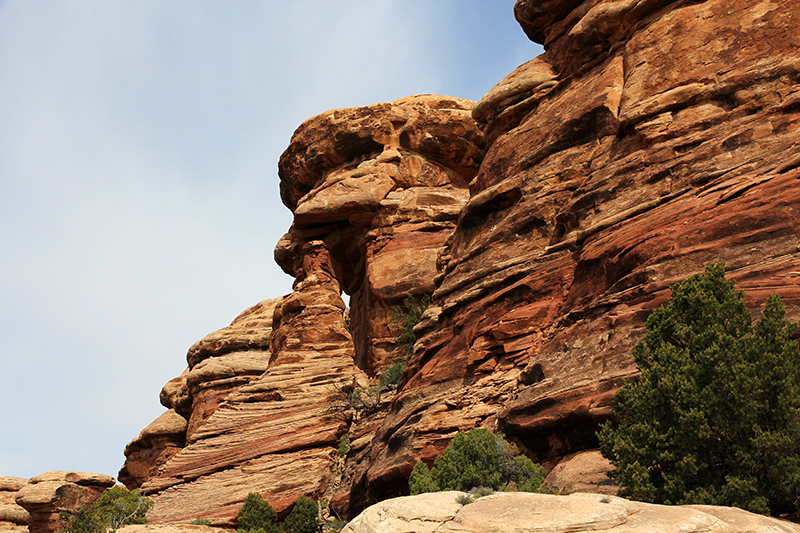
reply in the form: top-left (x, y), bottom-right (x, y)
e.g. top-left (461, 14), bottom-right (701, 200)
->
top-left (119, 0), bottom-right (800, 525)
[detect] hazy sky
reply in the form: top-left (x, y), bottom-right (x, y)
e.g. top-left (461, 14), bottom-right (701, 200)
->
top-left (0, 1), bottom-right (543, 481)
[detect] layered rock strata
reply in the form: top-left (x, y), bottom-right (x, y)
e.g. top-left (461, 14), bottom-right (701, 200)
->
top-left (119, 298), bottom-right (281, 490)
top-left (14, 472), bottom-right (115, 533)
top-left (276, 94), bottom-right (484, 376)
top-left (123, 0), bottom-right (800, 523)
top-left (339, 0), bottom-right (800, 515)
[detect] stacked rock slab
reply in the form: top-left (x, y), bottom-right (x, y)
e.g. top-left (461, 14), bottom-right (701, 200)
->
top-left (0, 477), bottom-right (28, 533)
top-left (14, 472), bottom-right (115, 533)
top-left (339, 0), bottom-right (800, 515)
top-left (119, 298), bottom-right (280, 490)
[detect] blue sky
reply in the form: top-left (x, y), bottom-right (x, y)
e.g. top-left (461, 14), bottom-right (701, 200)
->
top-left (0, 1), bottom-right (543, 480)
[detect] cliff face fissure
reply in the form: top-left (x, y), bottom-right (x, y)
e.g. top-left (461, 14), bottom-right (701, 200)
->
top-left (119, 0), bottom-right (800, 525)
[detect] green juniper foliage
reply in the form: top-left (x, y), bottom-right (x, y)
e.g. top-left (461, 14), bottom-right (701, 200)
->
top-left (380, 361), bottom-right (407, 389)
top-left (391, 294), bottom-right (431, 357)
top-left (408, 428), bottom-right (545, 494)
top-left (282, 496), bottom-right (319, 533)
top-left (598, 262), bottom-right (800, 515)
top-left (60, 486), bottom-right (152, 533)
top-left (236, 492), bottom-right (280, 533)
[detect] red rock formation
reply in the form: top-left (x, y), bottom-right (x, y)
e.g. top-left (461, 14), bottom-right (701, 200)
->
top-left (119, 298), bottom-right (281, 490)
top-left (276, 95), bottom-right (484, 376)
top-left (339, 0), bottom-right (800, 516)
top-left (122, 1), bottom-right (800, 522)
top-left (123, 95), bottom-right (484, 525)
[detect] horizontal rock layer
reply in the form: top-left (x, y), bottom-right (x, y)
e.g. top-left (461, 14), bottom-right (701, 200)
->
top-left (343, 492), bottom-right (800, 533)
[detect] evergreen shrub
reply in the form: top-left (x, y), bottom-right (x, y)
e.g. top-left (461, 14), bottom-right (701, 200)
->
top-left (598, 262), bottom-right (800, 515)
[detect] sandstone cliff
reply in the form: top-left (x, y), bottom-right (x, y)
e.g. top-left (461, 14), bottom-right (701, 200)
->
top-left (121, 0), bottom-right (800, 524)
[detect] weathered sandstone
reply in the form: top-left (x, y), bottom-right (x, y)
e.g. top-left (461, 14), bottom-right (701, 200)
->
top-left (141, 245), bottom-right (355, 526)
top-left (0, 477), bottom-right (29, 533)
top-left (125, 95), bottom-right (485, 525)
top-left (543, 450), bottom-right (616, 495)
top-left (276, 94), bottom-right (483, 376)
top-left (15, 472), bottom-right (114, 533)
top-left (119, 298), bottom-right (281, 490)
top-left (342, 492), bottom-right (800, 533)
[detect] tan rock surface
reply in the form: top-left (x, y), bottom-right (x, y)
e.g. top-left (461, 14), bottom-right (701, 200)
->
top-left (0, 477), bottom-right (29, 532)
top-left (119, 410), bottom-right (188, 489)
top-left (342, 492), bottom-right (800, 533)
top-left (120, 298), bottom-right (281, 489)
top-left (544, 450), bottom-right (617, 495)
top-left (15, 473), bottom-right (113, 533)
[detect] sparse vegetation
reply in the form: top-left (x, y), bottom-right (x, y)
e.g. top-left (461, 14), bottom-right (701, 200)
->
top-left (408, 428), bottom-right (546, 495)
top-left (329, 380), bottom-right (383, 420)
top-left (391, 294), bottom-right (431, 357)
top-left (337, 436), bottom-right (350, 456)
top-left (60, 486), bottom-right (152, 533)
top-left (191, 518), bottom-right (211, 526)
top-left (598, 262), bottom-right (800, 516)
top-left (380, 361), bottom-right (407, 389)
top-left (236, 492), bottom-right (321, 533)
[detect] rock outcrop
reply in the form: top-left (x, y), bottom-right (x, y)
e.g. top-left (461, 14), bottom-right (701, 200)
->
top-left (121, 0), bottom-right (800, 524)
top-left (0, 477), bottom-right (29, 533)
top-left (14, 472), bottom-right (115, 533)
top-left (125, 95), bottom-right (484, 526)
top-left (342, 492), bottom-right (800, 533)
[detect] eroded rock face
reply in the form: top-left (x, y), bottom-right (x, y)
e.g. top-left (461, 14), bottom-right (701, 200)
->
top-left (124, 95), bottom-right (485, 525)
top-left (140, 245), bottom-right (355, 526)
top-left (342, 492), bottom-right (800, 533)
top-left (341, 0), bottom-right (800, 515)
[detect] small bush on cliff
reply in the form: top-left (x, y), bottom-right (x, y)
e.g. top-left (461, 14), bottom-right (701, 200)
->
top-left (236, 492), bottom-right (280, 533)
top-left (380, 361), bottom-right (407, 389)
top-left (391, 293), bottom-right (431, 357)
top-left (60, 486), bottom-right (152, 533)
top-left (282, 496), bottom-right (319, 533)
top-left (408, 428), bottom-right (545, 494)
top-left (598, 262), bottom-right (800, 516)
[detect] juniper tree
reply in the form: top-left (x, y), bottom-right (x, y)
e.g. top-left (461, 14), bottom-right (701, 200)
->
top-left (598, 262), bottom-right (800, 515)
top-left (409, 428), bottom-right (545, 494)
